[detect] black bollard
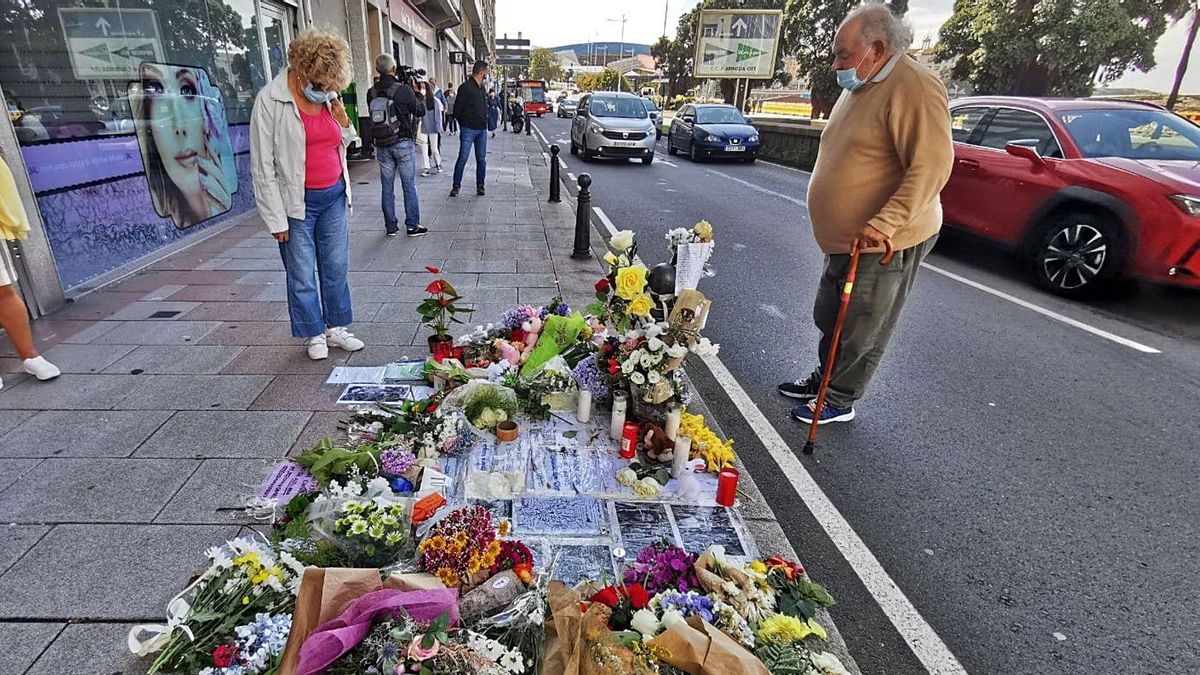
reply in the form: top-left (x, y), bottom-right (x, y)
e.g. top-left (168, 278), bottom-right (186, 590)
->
top-left (526, 114), bottom-right (532, 136)
top-left (548, 145), bottom-right (562, 203)
top-left (571, 173), bottom-right (592, 260)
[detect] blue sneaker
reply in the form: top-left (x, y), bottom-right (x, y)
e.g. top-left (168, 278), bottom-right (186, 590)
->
top-left (792, 400), bottom-right (855, 425)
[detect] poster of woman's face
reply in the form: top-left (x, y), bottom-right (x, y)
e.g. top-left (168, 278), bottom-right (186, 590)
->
top-left (129, 63), bottom-right (237, 229)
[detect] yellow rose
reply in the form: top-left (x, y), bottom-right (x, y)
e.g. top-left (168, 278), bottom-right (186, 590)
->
top-left (627, 293), bottom-right (654, 317)
top-left (604, 251), bottom-right (619, 266)
top-left (614, 265), bottom-right (649, 300)
top-left (693, 220), bottom-right (714, 242)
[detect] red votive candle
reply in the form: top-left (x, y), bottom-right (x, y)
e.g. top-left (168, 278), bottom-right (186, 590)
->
top-left (620, 421), bottom-right (640, 459)
top-left (715, 467), bottom-right (739, 506)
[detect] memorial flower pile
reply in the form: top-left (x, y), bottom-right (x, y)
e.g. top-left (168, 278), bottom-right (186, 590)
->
top-left (623, 541), bottom-right (699, 594)
top-left (197, 612), bottom-right (292, 675)
top-left (331, 497), bottom-right (411, 568)
top-left (418, 505), bottom-right (504, 589)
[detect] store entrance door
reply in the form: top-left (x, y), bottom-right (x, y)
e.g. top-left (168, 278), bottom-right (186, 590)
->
top-left (260, 2), bottom-right (294, 79)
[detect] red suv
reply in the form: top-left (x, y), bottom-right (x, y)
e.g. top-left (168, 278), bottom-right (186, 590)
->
top-left (942, 97), bottom-right (1200, 296)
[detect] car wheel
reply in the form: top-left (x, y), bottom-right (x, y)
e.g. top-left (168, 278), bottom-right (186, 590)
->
top-left (1031, 212), bottom-right (1125, 297)
top-left (688, 141), bottom-right (699, 162)
top-left (580, 138), bottom-right (592, 162)
top-left (743, 155), bottom-right (756, 164)
top-left (642, 155), bottom-right (654, 165)
top-left (667, 136), bottom-right (677, 155)
top-left (570, 139), bottom-right (578, 155)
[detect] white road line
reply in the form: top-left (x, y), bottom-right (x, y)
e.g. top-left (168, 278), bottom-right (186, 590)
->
top-left (698, 353), bottom-right (969, 675)
top-left (706, 169), bottom-right (807, 207)
top-left (593, 206), bottom-right (619, 237)
top-left (759, 158), bottom-right (814, 175)
top-left (557, 159), bottom-right (569, 170)
top-left (531, 123), bottom-right (548, 146)
top-left (921, 263), bottom-right (1161, 354)
top-left (659, 159), bottom-right (679, 168)
top-left (566, 172), bottom-right (576, 182)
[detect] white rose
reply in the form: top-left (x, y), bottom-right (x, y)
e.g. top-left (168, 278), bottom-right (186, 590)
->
top-left (812, 652), bottom-right (851, 675)
top-left (647, 337), bottom-right (665, 352)
top-left (660, 608), bottom-right (687, 630)
top-left (630, 371), bottom-right (646, 385)
top-left (666, 344), bottom-right (689, 359)
top-left (630, 609), bottom-right (661, 639)
top-left (609, 229), bottom-right (635, 251)
top-left (644, 323), bottom-right (665, 338)
top-left (640, 353), bottom-right (654, 368)
top-left (616, 468), bottom-right (638, 486)
top-left (690, 337), bottom-right (719, 357)
top-left (621, 358), bottom-right (637, 374)
top-left (647, 371), bottom-right (661, 384)
top-left (650, 352), bottom-right (663, 365)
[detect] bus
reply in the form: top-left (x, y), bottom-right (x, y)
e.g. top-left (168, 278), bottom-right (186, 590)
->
top-left (506, 79), bottom-right (549, 117)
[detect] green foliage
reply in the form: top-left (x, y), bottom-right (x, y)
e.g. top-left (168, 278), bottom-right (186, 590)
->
top-left (529, 47), bottom-right (565, 82)
top-left (935, 0), bottom-right (1171, 96)
top-left (753, 640), bottom-right (816, 675)
top-left (576, 68), bottom-right (633, 92)
top-left (463, 385), bottom-right (517, 430)
top-left (501, 371), bottom-right (552, 420)
top-left (294, 438), bottom-right (381, 485)
top-left (770, 569), bottom-right (836, 621)
top-left (421, 612), bottom-right (451, 650)
top-left (627, 461), bottom-right (671, 486)
top-left (418, 276), bottom-right (472, 340)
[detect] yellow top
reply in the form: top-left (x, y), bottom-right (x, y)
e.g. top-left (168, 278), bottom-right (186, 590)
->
top-left (0, 155), bottom-right (30, 241)
top-left (806, 55), bottom-right (953, 254)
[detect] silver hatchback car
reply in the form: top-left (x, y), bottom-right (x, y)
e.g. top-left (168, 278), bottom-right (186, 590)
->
top-left (570, 91), bottom-right (658, 165)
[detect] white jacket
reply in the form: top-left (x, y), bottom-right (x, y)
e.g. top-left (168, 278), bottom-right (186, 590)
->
top-left (250, 71), bottom-right (359, 234)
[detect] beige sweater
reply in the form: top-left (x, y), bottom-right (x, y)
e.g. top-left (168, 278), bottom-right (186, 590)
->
top-left (806, 55), bottom-right (953, 254)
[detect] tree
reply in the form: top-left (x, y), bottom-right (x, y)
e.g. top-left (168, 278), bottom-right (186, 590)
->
top-left (1165, 0), bottom-right (1199, 110)
top-left (935, 0), bottom-right (1170, 97)
top-left (528, 47), bottom-right (564, 82)
top-left (576, 69), bottom-right (632, 92)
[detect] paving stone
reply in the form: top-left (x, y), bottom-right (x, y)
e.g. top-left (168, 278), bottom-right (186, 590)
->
top-left (0, 374), bottom-right (142, 410)
top-left (479, 273), bottom-right (559, 288)
top-left (0, 458), bottom-right (40, 493)
top-left (216, 258), bottom-right (285, 271)
top-left (0, 458), bottom-right (196, 523)
top-left (179, 301), bottom-right (287, 322)
top-left (19, 343), bottom-right (138, 374)
top-left (0, 621), bottom-right (63, 674)
top-left (249, 374), bottom-right (344, 412)
top-left (395, 272), bottom-right (478, 289)
top-left (156, 458), bottom-right (276, 524)
top-left (0, 410), bottom-right (35, 438)
top-left (234, 270), bottom-right (287, 285)
top-left (350, 285), bottom-right (415, 304)
top-left (289, 411), bottom-right (343, 455)
top-left (104, 345), bottom-right (246, 375)
top-left (374, 302), bottom-right (423, 319)
top-left (252, 285), bottom-right (290, 302)
top-left (56, 320), bottom-right (122, 345)
top-left (442, 260), bottom-right (517, 274)
top-left (0, 524), bottom-right (237, 620)
top-left (136, 411), bottom-right (310, 458)
top-left (95, 320), bottom-right (222, 346)
top-left (517, 288), bottom-right (564, 304)
top-left (0, 410), bottom-right (172, 459)
top-left (167, 284), bottom-right (268, 302)
top-left (348, 271), bottom-right (402, 286)
top-left (116, 375), bottom-right (272, 410)
top-left (25, 622), bottom-right (147, 675)
top-left (102, 301), bottom-right (203, 322)
top-left (198, 321), bottom-right (296, 346)
top-left (344, 344), bottom-right (428, 367)
top-left (220, 345), bottom-right (348, 374)
top-left (363, 257), bottom-right (448, 272)
top-left (340, 322), bottom-right (420, 346)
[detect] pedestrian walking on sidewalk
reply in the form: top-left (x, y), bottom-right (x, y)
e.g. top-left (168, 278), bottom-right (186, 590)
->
top-left (418, 81), bottom-right (444, 177)
top-left (366, 54), bottom-right (427, 237)
top-left (0, 155), bottom-right (59, 390)
top-left (445, 84), bottom-right (458, 134)
top-left (779, 3), bottom-right (953, 425)
top-left (450, 60), bottom-right (491, 197)
top-left (487, 89), bottom-right (500, 138)
top-left (250, 30), bottom-right (367, 361)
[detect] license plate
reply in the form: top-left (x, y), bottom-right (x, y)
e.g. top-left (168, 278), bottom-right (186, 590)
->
top-left (725, 145), bottom-right (746, 152)
top-left (610, 140), bottom-right (638, 147)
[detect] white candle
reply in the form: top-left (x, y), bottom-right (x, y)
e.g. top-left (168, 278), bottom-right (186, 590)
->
top-left (664, 404), bottom-right (682, 441)
top-left (610, 390), bottom-right (628, 440)
top-left (577, 389), bottom-right (593, 424)
top-left (671, 435), bottom-right (692, 478)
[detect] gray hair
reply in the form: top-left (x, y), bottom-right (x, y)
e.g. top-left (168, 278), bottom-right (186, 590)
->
top-left (374, 53), bottom-right (396, 75)
top-left (840, 3), bottom-right (914, 52)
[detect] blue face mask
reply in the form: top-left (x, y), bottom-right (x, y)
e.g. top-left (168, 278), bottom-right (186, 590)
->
top-left (836, 53), bottom-right (871, 92)
top-left (302, 83), bottom-right (336, 104)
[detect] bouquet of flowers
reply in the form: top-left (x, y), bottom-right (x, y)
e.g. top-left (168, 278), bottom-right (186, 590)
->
top-left (623, 541), bottom-right (699, 595)
top-left (615, 323), bottom-right (689, 405)
top-left (134, 537), bottom-right (304, 674)
top-left (694, 546), bottom-right (776, 628)
top-left (331, 498), bottom-right (411, 568)
top-left (571, 353), bottom-right (610, 401)
top-left (418, 505), bottom-right (505, 589)
top-left (199, 612), bottom-right (292, 675)
top-left (588, 230), bottom-right (653, 333)
top-left (377, 399), bottom-right (466, 459)
top-left (666, 220), bottom-right (716, 293)
top-left (679, 409), bottom-right (736, 473)
top-left (325, 611), bottom-right (527, 675)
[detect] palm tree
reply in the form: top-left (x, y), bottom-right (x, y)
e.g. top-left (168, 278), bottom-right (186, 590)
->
top-left (1166, 0), bottom-right (1199, 110)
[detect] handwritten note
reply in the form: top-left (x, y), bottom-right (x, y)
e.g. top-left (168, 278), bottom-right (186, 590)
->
top-left (258, 461), bottom-right (318, 501)
top-left (674, 242), bottom-right (714, 295)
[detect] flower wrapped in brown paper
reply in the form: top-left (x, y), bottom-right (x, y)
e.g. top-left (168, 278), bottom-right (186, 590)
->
top-left (694, 547), bottom-right (776, 625)
top-left (277, 568), bottom-right (448, 675)
top-left (541, 581), bottom-right (654, 675)
top-left (647, 615), bottom-right (770, 675)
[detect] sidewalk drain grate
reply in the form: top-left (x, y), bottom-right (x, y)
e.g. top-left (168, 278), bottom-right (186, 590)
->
top-left (149, 310), bottom-right (182, 319)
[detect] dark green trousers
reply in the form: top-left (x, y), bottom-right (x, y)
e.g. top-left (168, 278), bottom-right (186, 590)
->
top-left (810, 235), bottom-right (937, 409)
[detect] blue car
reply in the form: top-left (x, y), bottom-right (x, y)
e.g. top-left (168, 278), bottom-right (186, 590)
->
top-left (667, 103), bottom-right (760, 163)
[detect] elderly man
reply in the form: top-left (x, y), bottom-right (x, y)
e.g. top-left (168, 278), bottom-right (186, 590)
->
top-left (780, 3), bottom-right (953, 425)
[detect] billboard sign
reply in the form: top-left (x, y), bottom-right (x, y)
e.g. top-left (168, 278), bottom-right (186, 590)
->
top-left (694, 9), bottom-right (782, 79)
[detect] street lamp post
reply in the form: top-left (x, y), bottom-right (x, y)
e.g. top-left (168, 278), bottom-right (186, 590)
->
top-left (607, 14), bottom-right (628, 91)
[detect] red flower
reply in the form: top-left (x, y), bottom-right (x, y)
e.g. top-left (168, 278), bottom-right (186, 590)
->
top-left (426, 403), bottom-right (439, 413)
top-left (590, 586), bottom-right (621, 608)
top-left (425, 266), bottom-right (441, 274)
top-left (212, 644), bottom-right (237, 668)
top-left (439, 297), bottom-right (450, 307)
top-left (625, 583), bottom-right (649, 609)
top-left (595, 278), bottom-right (611, 293)
top-left (426, 280), bottom-right (446, 294)
top-left (607, 358), bottom-right (620, 375)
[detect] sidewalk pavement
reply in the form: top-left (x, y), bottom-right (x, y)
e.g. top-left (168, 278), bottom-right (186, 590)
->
top-left (0, 126), bottom-right (855, 672)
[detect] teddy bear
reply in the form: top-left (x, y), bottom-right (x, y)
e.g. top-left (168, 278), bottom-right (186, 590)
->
top-left (494, 339), bottom-right (522, 366)
top-left (518, 316), bottom-right (543, 364)
top-left (642, 422), bottom-right (676, 464)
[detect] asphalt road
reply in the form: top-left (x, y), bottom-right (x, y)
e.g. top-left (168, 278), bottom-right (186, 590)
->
top-left (532, 116), bottom-right (1200, 675)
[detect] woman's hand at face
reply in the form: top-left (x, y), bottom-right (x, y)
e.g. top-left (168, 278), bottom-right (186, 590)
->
top-left (330, 97), bottom-right (350, 127)
top-left (197, 155), bottom-right (233, 213)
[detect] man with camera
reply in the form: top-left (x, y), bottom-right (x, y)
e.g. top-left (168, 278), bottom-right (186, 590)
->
top-left (367, 54), bottom-right (427, 237)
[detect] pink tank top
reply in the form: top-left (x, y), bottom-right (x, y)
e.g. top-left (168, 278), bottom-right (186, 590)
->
top-left (300, 107), bottom-right (342, 189)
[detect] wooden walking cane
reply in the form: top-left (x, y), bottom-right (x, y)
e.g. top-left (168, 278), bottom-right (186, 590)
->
top-left (802, 239), bottom-right (894, 456)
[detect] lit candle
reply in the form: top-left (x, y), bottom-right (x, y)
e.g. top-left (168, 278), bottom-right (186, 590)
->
top-left (610, 390), bottom-right (628, 440)
top-left (577, 389), bottom-right (593, 424)
top-left (671, 435), bottom-right (692, 478)
top-left (664, 403), bottom-right (682, 441)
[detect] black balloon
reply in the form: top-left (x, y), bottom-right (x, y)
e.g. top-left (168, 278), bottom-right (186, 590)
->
top-left (648, 263), bottom-right (676, 296)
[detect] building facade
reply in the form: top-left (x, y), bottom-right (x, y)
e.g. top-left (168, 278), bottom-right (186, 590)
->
top-left (0, 0), bottom-right (494, 317)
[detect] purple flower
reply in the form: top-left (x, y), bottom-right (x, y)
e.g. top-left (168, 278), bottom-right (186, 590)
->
top-left (380, 448), bottom-right (417, 477)
top-left (572, 355), bottom-right (609, 400)
top-left (539, 301), bottom-right (571, 320)
top-left (623, 541), bottom-right (698, 594)
top-left (501, 304), bottom-right (538, 331)
top-left (657, 590), bottom-right (715, 624)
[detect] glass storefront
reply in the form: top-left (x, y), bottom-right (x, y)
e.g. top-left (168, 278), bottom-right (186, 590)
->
top-left (0, 0), bottom-right (295, 292)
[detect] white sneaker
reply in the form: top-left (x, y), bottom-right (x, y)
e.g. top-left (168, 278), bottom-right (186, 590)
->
top-left (307, 335), bottom-right (329, 360)
top-left (23, 356), bottom-right (61, 381)
top-left (326, 327), bottom-right (365, 352)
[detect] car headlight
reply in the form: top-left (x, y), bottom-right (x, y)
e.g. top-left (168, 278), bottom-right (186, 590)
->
top-left (590, 124), bottom-right (604, 134)
top-left (704, 134), bottom-right (720, 142)
top-left (749, 134), bottom-right (759, 143)
top-left (1169, 194), bottom-right (1200, 217)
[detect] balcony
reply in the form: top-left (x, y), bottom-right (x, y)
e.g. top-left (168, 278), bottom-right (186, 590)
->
top-left (408, 0), bottom-right (461, 30)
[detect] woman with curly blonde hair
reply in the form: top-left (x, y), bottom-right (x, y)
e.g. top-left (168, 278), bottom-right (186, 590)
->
top-left (251, 30), bottom-right (366, 360)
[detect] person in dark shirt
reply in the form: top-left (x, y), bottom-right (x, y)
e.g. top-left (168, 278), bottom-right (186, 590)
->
top-left (367, 54), bottom-right (427, 236)
top-left (450, 60), bottom-right (491, 197)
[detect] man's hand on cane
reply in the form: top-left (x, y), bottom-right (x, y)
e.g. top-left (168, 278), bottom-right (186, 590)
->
top-left (851, 224), bottom-right (889, 251)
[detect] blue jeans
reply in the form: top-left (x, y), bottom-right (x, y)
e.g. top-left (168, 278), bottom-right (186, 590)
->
top-left (279, 179), bottom-right (352, 338)
top-left (377, 139), bottom-right (419, 232)
top-left (453, 126), bottom-right (488, 188)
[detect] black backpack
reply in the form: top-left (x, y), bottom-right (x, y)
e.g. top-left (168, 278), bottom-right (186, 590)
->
top-left (369, 83), bottom-right (406, 142)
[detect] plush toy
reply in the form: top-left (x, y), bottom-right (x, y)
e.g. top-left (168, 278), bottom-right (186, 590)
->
top-left (495, 339), bottom-right (522, 366)
top-left (518, 316), bottom-right (543, 363)
top-left (642, 423), bottom-right (675, 463)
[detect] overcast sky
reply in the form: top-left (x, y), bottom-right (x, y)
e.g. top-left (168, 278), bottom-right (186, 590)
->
top-left (495, 0), bottom-right (1198, 94)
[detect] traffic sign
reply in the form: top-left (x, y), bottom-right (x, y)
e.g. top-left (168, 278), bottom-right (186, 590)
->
top-left (57, 8), bottom-right (163, 79)
top-left (694, 9), bottom-right (781, 79)
top-left (496, 56), bottom-right (530, 68)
